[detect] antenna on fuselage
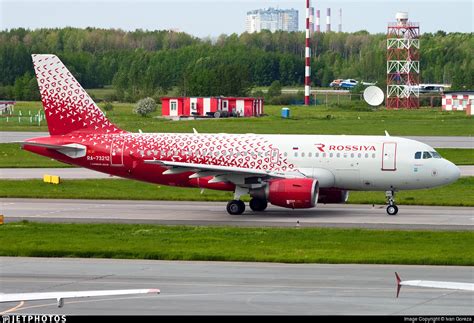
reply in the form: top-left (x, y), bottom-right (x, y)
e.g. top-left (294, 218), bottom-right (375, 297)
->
top-left (385, 130), bottom-right (390, 137)
top-left (193, 128), bottom-right (199, 134)
top-left (138, 129), bottom-right (143, 133)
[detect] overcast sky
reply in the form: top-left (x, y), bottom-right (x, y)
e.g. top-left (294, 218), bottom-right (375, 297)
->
top-left (1, 0), bottom-right (472, 37)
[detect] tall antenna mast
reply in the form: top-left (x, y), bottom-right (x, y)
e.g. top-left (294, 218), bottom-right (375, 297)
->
top-left (305, 0), bottom-right (311, 106)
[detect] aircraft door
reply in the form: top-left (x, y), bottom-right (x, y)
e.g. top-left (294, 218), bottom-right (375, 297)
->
top-left (270, 148), bottom-right (279, 165)
top-left (110, 138), bottom-right (124, 166)
top-left (382, 142), bottom-right (397, 171)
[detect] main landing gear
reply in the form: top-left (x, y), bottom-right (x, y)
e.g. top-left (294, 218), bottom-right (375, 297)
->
top-left (226, 200), bottom-right (246, 215)
top-left (249, 198), bottom-right (268, 212)
top-left (385, 190), bottom-right (398, 216)
top-left (226, 198), bottom-right (268, 215)
top-left (226, 187), bottom-right (268, 215)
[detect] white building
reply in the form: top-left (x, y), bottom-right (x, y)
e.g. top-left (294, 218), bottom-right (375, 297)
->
top-left (246, 8), bottom-right (298, 33)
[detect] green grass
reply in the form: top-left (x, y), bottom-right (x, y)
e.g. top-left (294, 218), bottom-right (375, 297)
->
top-left (437, 148), bottom-right (474, 165)
top-left (86, 86), bottom-right (116, 101)
top-left (1, 101), bottom-right (472, 136)
top-left (0, 222), bottom-right (472, 265)
top-left (1, 177), bottom-right (472, 206)
top-left (0, 143), bottom-right (471, 168)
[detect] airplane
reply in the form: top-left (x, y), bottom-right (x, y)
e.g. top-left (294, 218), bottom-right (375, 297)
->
top-left (395, 272), bottom-right (473, 297)
top-left (0, 289), bottom-right (160, 308)
top-left (19, 54), bottom-right (460, 216)
top-left (336, 79), bottom-right (377, 89)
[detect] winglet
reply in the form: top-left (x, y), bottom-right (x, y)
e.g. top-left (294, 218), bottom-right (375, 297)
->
top-left (395, 272), bottom-right (402, 298)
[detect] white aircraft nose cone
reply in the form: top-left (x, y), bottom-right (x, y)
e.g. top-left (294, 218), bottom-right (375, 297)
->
top-left (445, 162), bottom-right (461, 184)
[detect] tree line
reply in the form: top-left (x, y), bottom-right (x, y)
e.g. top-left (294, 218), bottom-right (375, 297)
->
top-left (0, 28), bottom-right (472, 102)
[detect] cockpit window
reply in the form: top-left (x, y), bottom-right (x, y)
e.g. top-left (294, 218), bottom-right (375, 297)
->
top-left (422, 151), bottom-right (432, 159)
top-left (414, 152), bottom-right (421, 159)
top-left (430, 151), bottom-right (442, 158)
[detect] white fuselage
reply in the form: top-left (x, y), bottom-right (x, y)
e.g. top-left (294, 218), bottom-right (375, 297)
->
top-left (132, 132), bottom-right (460, 192)
top-left (245, 134), bottom-right (459, 191)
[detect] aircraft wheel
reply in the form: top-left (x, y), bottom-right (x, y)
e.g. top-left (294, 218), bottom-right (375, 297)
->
top-left (249, 198), bottom-right (268, 212)
top-left (227, 200), bottom-right (245, 215)
top-left (386, 205), bottom-right (399, 216)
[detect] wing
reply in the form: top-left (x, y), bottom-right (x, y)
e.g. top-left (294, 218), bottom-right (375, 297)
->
top-left (144, 159), bottom-right (305, 184)
top-left (0, 289), bottom-right (160, 307)
top-left (18, 141), bottom-right (86, 158)
top-left (395, 272), bottom-right (473, 297)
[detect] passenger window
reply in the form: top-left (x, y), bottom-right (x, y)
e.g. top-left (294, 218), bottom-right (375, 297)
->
top-left (284, 152), bottom-right (288, 157)
top-left (315, 153), bottom-right (319, 157)
top-left (294, 152), bottom-right (298, 157)
top-left (308, 152), bottom-right (312, 157)
top-left (415, 152), bottom-right (421, 159)
top-left (423, 151), bottom-right (432, 159)
top-left (301, 152), bottom-right (305, 157)
top-left (336, 153), bottom-right (340, 158)
top-left (350, 153), bottom-right (354, 158)
top-left (329, 153), bottom-right (333, 158)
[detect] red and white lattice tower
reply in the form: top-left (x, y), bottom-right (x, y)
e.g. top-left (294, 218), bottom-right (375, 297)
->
top-left (315, 9), bottom-right (320, 32)
top-left (386, 12), bottom-right (420, 109)
top-left (305, 0), bottom-right (311, 106)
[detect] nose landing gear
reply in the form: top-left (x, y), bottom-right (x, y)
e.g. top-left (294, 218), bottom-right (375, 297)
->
top-left (385, 190), bottom-right (398, 216)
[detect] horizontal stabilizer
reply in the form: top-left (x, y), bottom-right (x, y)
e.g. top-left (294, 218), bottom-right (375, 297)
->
top-left (395, 272), bottom-right (474, 297)
top-left (19, 141), bottom-right (86, 158)
top-left (0, 288), bottom-right (160, 307)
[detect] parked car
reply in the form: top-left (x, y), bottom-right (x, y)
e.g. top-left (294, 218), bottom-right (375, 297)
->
top-left (339, 79), bottom-right (358, 89)
top-left (329, 79), bottom-right (343, 88)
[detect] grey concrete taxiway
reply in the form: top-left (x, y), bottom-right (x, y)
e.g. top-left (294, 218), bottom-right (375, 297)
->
top-left (0, 257), bottom-right (472, 315)
top-left (2, 166), bottom-right (473, 179)
top-left (0, 168), bottom-right (115, 179)
top-left (1, 198), bottom-right (473, 230)
top-left (1, 131), bottom-right (473, 148)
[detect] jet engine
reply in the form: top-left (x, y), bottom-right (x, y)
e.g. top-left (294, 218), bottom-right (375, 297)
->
top-left (265, 178), bottom-right (319, 209)
top-left (318, 188), bottom-right (349, 204)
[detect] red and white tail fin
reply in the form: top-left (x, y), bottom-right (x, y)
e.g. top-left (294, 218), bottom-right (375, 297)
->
top-left (32, 54), bottom-right (124, 136)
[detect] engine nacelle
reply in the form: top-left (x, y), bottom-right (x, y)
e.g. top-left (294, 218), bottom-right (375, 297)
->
top-left (318, 188), bottom-right (349, 204)
top-left (267, 178), bottom-right (319, 209)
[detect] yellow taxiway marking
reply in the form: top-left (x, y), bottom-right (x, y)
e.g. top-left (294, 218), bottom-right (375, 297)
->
top-left (0, 301), bottom-right (25, 315)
